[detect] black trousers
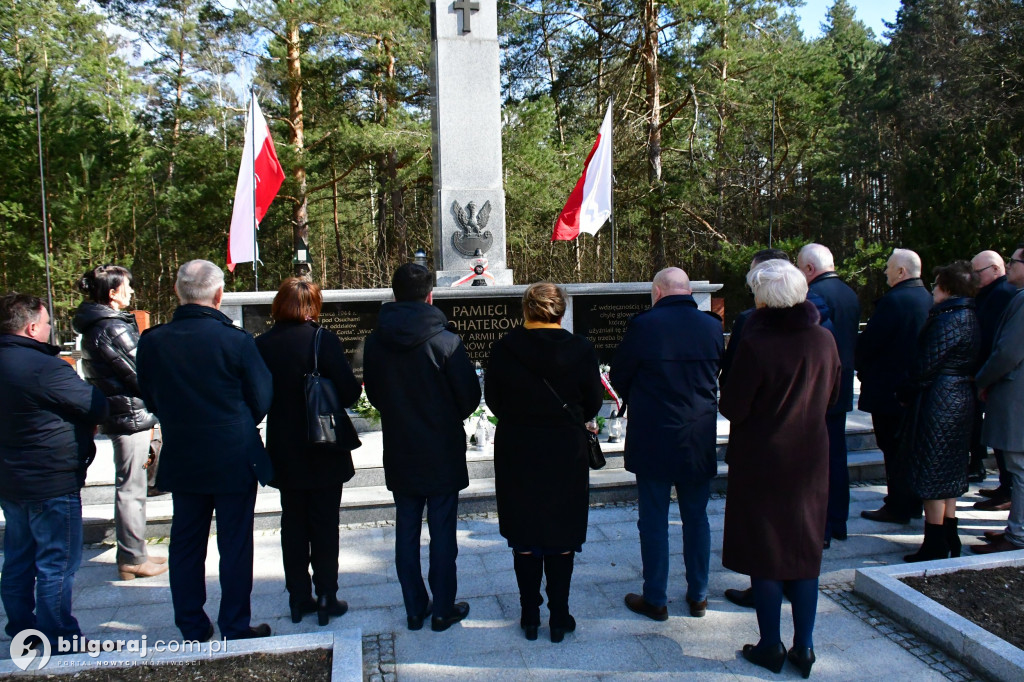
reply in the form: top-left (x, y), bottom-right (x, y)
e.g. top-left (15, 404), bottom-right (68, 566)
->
top-left (970, 401), bottom-right (1012, 490)
top-left (874, 411), bottom-right (922, 517)
top-left (393, 491), bottom-right (459, 621)
top-left (825, 412), bottom-right (850, 538)
top-left (169, 483), bottom-right (257, 640)
top-left (279, 486), bottom-right (343, 600)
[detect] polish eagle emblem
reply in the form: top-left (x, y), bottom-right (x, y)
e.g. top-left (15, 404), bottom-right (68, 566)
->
top-left (451, 199), bottom-right (494, 256)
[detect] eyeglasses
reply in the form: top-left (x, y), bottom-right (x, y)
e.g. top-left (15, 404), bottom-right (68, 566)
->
top-left (973, 264), bottom-right (996, 275)
top-left (1008, 257), bottom-right (1024, 267)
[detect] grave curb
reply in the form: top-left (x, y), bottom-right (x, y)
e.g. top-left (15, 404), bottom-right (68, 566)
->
top-left (854, 552), bottom-right (1024, 682)
top-left (0, 630), bottom-right (362, 680)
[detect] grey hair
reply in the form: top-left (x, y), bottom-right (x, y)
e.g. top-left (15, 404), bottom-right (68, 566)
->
top-left (890, 248), bottom-right (922, 278)
top-left (175, 260), bottom-right (225, 304)
top-left (798, 243), bottom-right (835, 272)
top-left (747, 259), bottom-right (808, 309)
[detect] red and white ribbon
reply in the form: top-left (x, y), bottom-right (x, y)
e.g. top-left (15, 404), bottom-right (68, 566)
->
top-left (451, 258), bottom-right (495, 287)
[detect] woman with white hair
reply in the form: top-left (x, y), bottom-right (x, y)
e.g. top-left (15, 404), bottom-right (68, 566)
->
top-left (720, 259), bottom-right (842, 678)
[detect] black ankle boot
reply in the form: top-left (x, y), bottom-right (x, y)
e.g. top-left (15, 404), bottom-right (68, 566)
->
top-left (316, 594), bottom-right (348, 626)
top-left (513, 552), bottom-right (543, 641)
top-left (904, 522), bottom-right (949, 563)
top-left (944, 517), bottom-right (961, 558)
top-left (544, 553), bottom-right (576, 643)
top-left (289, 595), bottom-right (317, 623)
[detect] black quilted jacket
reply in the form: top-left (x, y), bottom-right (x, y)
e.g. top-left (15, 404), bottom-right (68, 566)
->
top-left (73, 301), bottom-right (158, 435)
top-left (899, 297), bottom-right (981, 500)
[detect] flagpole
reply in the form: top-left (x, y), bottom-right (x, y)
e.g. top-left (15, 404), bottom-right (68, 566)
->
top-left (35, 86), bottom-right (55, 344)
top-left (607, 96), bottom-right (616, 284)
top-left (250, 86), bottom-right (259, 292)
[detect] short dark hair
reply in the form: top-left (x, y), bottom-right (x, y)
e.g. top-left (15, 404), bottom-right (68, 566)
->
top-left (933, 261), bottom-right (978, 298)
top-left (392, 263), bottom-right (433, 302)
top-left (0, 292), bottom-right (44, 334)
top-left (272, 277), bottom-right (322, 322)
top-left (752, 248), bottom-right (790, 266)
top-left (78, 264), bottom-right (132, 305)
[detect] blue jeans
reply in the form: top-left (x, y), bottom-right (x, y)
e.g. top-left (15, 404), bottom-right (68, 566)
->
top-left (0, 493), bottom-right (83, 643)
top-left (636, 475), bottom-right (711, 606)
top-left (393, 491), bottom-right (459, 620)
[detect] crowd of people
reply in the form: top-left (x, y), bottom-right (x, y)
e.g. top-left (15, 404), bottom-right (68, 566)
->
top-left (1, 240), bottom-right (1022, 678)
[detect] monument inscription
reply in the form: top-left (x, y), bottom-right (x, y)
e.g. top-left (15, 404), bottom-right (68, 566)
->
top-left (434, 296), bottom-right (522, 365)
top-left (571, 294), bottom-right (651, 365)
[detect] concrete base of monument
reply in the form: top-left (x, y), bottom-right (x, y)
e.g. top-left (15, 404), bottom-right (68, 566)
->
top-left (435, 268), bottom-right (514, 287)
top-left (854, 554), bottom-right (1024, 682)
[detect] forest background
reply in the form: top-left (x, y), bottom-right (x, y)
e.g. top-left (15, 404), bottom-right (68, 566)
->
top-left (2, 0), bottom-right (1022, 342)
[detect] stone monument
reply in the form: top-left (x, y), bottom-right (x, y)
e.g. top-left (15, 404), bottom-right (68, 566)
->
top-left (429, 0), bottom-right (513, 287)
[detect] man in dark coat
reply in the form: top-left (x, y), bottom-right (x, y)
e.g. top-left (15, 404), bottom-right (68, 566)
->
top-left (855, 248), bottom-right (932, 524)
top-left (0, 293), bottom-right (108, 648)
top-left (362, 263), bottom-right (481, 632)
top-left (973, 243), bottom-right (1024, 554)
top-left (798, 244), bottom-right (861, 544)
top-left (969, 250), bottom-right (1019, 508)
top-left (136, 260), bottom-right (273, 642)
top-left (611, 267), bottom-right (723, 621)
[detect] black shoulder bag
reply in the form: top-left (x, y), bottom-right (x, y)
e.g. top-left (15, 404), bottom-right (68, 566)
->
top-left (305, 327), bottom-right (361, 450)
top-left (540, 378), bottom-right (605, 471)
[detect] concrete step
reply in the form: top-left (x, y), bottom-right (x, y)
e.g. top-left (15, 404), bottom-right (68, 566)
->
top-left (59, 449), bottom-right (886, 544)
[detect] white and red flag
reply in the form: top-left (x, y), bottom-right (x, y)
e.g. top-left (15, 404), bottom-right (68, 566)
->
top-left (227, 97), bottom-right (285, 272)
top-left (552, 103), bottom-right (613, 241)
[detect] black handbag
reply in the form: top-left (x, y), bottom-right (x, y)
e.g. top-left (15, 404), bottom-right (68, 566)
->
top-left (304, 327), bottom-right (361, 449)
top-left (541, 378), bottom-right (606, 470)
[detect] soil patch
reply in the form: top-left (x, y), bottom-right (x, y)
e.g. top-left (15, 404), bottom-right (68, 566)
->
top-left (29, 649), bottom-right (332, 681)
top-left (901, 565), bottom-right (1024, 651)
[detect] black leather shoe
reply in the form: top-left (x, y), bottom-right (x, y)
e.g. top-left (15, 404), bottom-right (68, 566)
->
top-left (742, 642), bottom-right (786, 674)
top-left (229, 623), bottom-right (271, 640)
top-left (978, 486), bottom-right (1008, 499)
top-left (189, 622), bottom-right (215, 643)
top-left (625, 593), bottom-right (668, 621)
top-left (974, 494), bottom-right (1012, 511)
top-left (687, 598), bottom-right (707, 617)
top-left (861, 507), bottom-right (910, 524)
top-left (407, 600), bottom-right (432, 631)
top-left (431, 601), bottom-right (469, 632)
top-left (788, 646), bottom-right (816, 678)
top-left (549, 614), bottom-right (576, 643)
top-left (289, 596), bottom-right (317, 624)
top-left (832, 529), bottom-right (848, 541)
top-left (317, 595), bottom-right (349, 626)
top-left (724, 587), bottom-right (755, 608)
top-left (522, 624), bottom-right (538, 641)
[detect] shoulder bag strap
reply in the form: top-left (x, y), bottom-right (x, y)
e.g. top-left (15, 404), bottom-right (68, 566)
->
top-left (311, 326), bottom-right (323, 376)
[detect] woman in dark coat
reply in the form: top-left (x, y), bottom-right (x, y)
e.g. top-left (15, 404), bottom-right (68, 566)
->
top-left (485, 282), bottom-right (603, 643)
top-left (900, 261), bottom-right (981, 562)
top-left (720, 259), bottom-right (841, 678)
top-left (73, 265), bottom-right (165, 580)
top-left (254, 278), bottom-right (362, 626)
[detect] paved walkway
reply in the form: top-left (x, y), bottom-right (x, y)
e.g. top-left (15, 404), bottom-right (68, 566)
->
top-left (1, 477), bottom-right (1007, 680)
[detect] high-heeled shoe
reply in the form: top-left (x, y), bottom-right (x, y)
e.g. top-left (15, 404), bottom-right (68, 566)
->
top-left (741, 642), bottom-right (786, 674)
top-left (289, 596), bottom-right (317, 624)
top-left (788, 646), bottom-right (815, 678)
top-left (549, 614), bottom-right (576, 643)
top-left (316, 594), bottom-right (349, 626)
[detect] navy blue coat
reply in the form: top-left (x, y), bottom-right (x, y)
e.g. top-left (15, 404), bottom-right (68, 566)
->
top-left (363, 301), bottom-right (481, 497)
top-left (855, 278), bottom-right (933, 415)
top-left (0, 334), bottom-right (108, 501)
top-left (137, 305), bottom-right (273, 494)
top-left (975, 275), bottom-right (1018, 360)
top-left (610, 295), bottom-right (724, 481)
top-left (807, 273), bottom-right (860, 414)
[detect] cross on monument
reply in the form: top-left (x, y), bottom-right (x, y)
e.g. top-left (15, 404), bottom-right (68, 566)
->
top-left (453, 0), bottom-right (479, 33)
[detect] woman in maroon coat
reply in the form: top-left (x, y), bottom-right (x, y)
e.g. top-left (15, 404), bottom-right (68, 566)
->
top-left (720, 259), bottom-right (841, 679)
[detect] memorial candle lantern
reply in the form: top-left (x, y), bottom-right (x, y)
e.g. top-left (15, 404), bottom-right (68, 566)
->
top-left (606, 410), bottom-right (623, 443)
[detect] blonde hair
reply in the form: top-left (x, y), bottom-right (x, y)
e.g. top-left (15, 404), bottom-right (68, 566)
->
top-left (747, 259), bottom-right (808, 309)
top-left (522, 282), bottom-right (567, 323)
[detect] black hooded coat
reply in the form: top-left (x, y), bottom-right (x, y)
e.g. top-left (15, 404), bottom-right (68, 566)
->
top-left (362, 301), bottom-right (481, 497)
top-left (485, 326), bottom-right (604, 548)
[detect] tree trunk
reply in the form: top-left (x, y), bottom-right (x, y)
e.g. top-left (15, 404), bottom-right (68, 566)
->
top-left (286, 11), bottom-right (310, 279)
top-left (643, 0), bottom-right (665, 271)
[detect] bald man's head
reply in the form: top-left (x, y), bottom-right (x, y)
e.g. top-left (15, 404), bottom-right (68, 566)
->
top-left (971, 250), bottom-right (1005, 288)
top-left (652, 267), bottom-right (691, 304)
top-left (885, 248), bottom-right (922, 287)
